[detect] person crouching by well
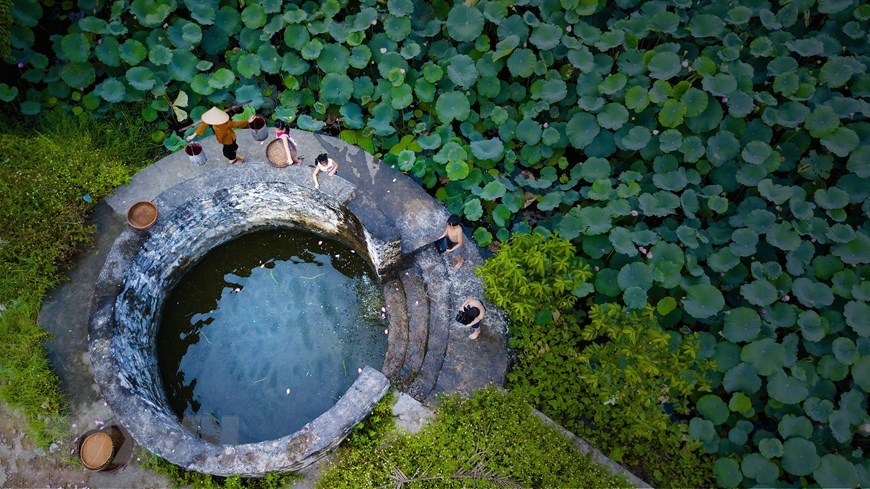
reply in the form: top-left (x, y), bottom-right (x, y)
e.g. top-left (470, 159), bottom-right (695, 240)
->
top-left (187, 106), bottom-right (254, 165)
top-left (456, 297), bottom-right (485, 340)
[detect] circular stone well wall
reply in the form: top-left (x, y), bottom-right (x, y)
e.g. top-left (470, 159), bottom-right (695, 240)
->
top-left (89, 168), bottom-right (399, 476)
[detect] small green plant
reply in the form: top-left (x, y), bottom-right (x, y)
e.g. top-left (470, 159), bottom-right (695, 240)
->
top-left (345, 389), bottom-right (395, 449)
top-left (318, 387), bottom-right (626, 488)
top-left (142, 454), bottom-right (297, 489)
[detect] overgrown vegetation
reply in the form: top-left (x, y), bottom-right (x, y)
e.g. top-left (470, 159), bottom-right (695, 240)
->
top-left (3, 0), bottom-right (868, 486)
top-left (143, 454), bottom-right (297, 489)
top-left (0, 108), bottom-right (160, 447)
top-left (345, 389), bottom-right (395, 449)
top-left (318, 387), bottom-right (626, 488)
top-left (480, 233), bottom-right (716, 487)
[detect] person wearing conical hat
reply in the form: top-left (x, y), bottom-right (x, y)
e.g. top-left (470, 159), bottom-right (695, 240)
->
top-left (187, 107), bottom-right (254, 165)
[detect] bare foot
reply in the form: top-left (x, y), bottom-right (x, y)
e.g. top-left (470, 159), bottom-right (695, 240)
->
top-left (469, 329), bottom-right (480, 340)
top-left (453, 257), bottom-right (463, 269)
top-left (236, 155), bottom-right (245, 163)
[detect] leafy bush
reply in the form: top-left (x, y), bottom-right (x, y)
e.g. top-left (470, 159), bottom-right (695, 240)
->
top-left (0, 108), bottom-right (160, 446)
top-left (481, 233), bottom-right (715, 487)
top-left (317, 387), bottom-right (626, 488)
top-left (142, 454), bottom-right (296, 489)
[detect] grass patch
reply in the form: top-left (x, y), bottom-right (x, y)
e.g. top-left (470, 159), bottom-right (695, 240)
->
top-left (318, 387), bottom-right (628, 488)
top-left (0, 107), bottom-right (162, 447)
top-left (142, 455), bottom-right (298, 489)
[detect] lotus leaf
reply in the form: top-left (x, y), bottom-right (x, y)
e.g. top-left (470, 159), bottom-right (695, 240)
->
top-left (319, 73), bottom-right (353, 106)
top-left (690, 14), bottom-right (724, 37)
top-left (812, 455), bottom-right (860, 489)
top-left (537, 192), bottom-right (563, 212)
top-left (697, 394), bottom-right (729, 425)
top-left (506, 49), bottom-right (536, 78)
top-left (781, 438), bottom-right (820, 476)
top-left (729, 228), bottom-right (758, 257)
top-left (723, 307), bottom-right (761, 343)
top-left (713, 458), bottom-right (741, 488)
top-left (804, 105), bottom-right (840, 138)
top-left (435, 92), bottom-right (470, 123)
top-left (820, 127), bottom-right (859, 157)
top-left (792, 278), bottom-right (834, 309)
top-left (843, 301), bottom-right (869, 337)
top-left (830, 337), bottom-right (858, 365)
top-left (766, 221), bottom-right (801, 251)
top-left (60, 34), bottom-right (90, 64)
top-left (447, 4), bottom-right (485, 42)
top-left (129, 0), bottom-right (173, 27)
top-left (741, 453), bottom-right (779, 485)
top-left (470, 139), bottom-right (504, 161)
top-left (768, 369), bottom-right (809, 404)
top-left (95, 78), bottom-right (126, 103)
top-left (617, 262), bottom-right (653, 292)
top-left (208, 68), bottom-right (235, 89)
top-left (565, 113), bottom-right (599, 149)
top-left (295, 114), bottom-right (324, 132)
top-left (706, 131), bottom-right (740, 166)
top-left (798, 311), bottom-right (827, 342)
top-left (599, 73), bottom-right (627, 95)
top-left (119, 39), bottom-right (147, 66)
top-left (638, 191), bottom-right (680, 217)
top-left (741, 338), bottom-right (787, 376)
top-left (529, 23), bottom-right (562, 50)
top-left (683, 284), bottom-right (725, 319)
top-left (516, 119), bottom-right (542, 145)
top-left (648, 52), bottom-right (681, 80)
top-left (446, 161), bottom-right (470, 181)
top-left (778, 414), bottom-right (813, 440)
top-left (464, 198), bottom-right (483, 220)
top-left (688, 417), bottom-right (715, 442)
top-left (621, 126), bottom-right (651, 150)
top-left (472, 227), bottom-right (492, 247)
top-left (240, 4), bottom-right (266, 29)
top-left (658, 100), bottom-right (686, 128)
top-left (384, 15), bottom-right (411, 42)
top-left (814, 358), bottom-right (845, 382)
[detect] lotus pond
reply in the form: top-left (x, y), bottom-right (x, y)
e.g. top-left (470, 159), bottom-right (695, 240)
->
top-left (156, 228), bottom-right (388, 444)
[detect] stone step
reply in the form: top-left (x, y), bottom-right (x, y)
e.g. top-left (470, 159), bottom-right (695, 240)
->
top-left (426, 236), bottom-right (508, 403)
top-left (393, 266), bottom-right (429, 390)
top-left (381, 278), bottom-right (408, 379)
top-left (406, 248), bottom-right (452, 402)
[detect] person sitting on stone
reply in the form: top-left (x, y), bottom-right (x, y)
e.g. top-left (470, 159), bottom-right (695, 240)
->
top-left (187, 106), bottom-right (254, 165)
top-left (312, 153), bottom-right (339, 189)
top-left (456, 297), bottom-right (485, 340)
top-left (274, 118), bottom-right (303, 165)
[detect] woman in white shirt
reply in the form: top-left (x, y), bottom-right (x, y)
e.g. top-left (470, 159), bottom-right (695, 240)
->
top-left (312, 153), bottom-right (339, 189)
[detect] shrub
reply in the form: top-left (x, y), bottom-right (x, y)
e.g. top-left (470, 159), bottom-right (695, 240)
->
top-left (317, 387), bottom-right (626, 488)
top-left (481, 233), bottom-right (715, 487)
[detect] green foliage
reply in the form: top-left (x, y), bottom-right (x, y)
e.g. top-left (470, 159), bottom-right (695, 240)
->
top-left (0, 108), bottom-right (161, 447)
top-left (317, 387), bottom-right (626, 489)
top-left (344, 389), bottom-right (395, 450)
top-left (143, 454), bottom-right (297, 489)
top-left (481, 235), bottom-right (715, 487)
top-left (477, 233), bottom-right (592, 325)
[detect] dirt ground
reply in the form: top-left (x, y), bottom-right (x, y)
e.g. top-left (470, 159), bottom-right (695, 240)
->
top-left (0, 402), bottom-right (171, 489)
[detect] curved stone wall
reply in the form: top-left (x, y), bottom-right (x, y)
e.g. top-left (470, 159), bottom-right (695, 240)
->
top-left (89, 167), bottom-right (396, 476)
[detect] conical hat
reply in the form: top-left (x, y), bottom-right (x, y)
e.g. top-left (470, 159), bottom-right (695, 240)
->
top-left (201, 106), bottom-right (229, 125)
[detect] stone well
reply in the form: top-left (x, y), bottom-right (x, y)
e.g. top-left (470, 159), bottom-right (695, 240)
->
top-left (88, 167), bottom-right (398, 476)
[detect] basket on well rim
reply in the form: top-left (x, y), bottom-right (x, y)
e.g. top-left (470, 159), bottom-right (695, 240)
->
top-left (266, 139), bottom-right (292, 168)
top-left (126, 201), bottom-right (158, 230)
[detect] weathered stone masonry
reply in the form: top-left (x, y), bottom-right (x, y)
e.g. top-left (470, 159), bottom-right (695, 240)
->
top-left (89, 166), bottom-right (397, 476)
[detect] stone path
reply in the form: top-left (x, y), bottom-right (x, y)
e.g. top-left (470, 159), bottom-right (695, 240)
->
top-left (26, 128), bottom-right (507, 486)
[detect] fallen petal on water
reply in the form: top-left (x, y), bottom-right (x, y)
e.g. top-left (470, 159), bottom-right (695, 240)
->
top-left (357, 368), bottom-right (363, 373)
top-left (286, 389), bottom-right (290, 395)
top-left (384, 329), bottom-right (388, 334)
